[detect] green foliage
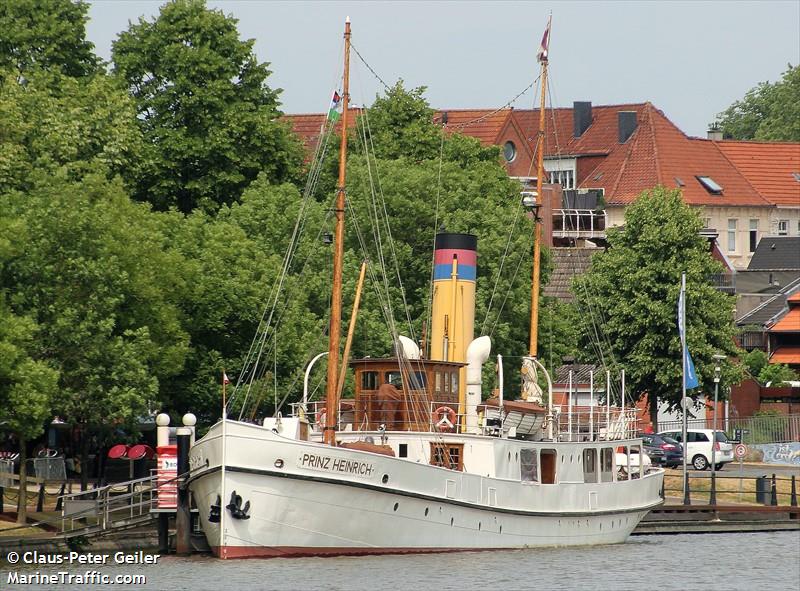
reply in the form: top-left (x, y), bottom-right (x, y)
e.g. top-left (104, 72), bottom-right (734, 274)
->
top-left (758, 363), bottom-right (798, 386)
top-left (1, 168), bottom-right (189, 432)
top-left (0, 69), bottom-right (143, 194)
top-left (112, 0), bottom-right (303, 213)
top-left (716, 64), bottom-right (800, 141)
top-left (0, 0), bottom-right (99, 79)
top-left (741, 348), bottom-right (768, 379)
top-left (0, 300), bottom-right (59, 441)
top-left (574, 187), bottom-right (743, 421)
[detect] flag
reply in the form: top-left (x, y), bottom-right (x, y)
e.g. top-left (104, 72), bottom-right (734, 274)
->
top-left (537, 18), bottom-right (551, 63)
top-left (328, 90), bottom-right (342, 122)
top-left (223, 372), bottom-right (230, 385)
top-left (677, 283), bottom-right (700, 390)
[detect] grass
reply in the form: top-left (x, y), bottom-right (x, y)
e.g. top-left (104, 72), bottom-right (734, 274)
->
top-left (663, 468), bottom-right (797, 505)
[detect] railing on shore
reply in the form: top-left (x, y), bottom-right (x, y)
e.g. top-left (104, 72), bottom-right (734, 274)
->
top-left (658, 414), bottom-right (800, 444)
top-left (662, 470), bottom-right (799, 510)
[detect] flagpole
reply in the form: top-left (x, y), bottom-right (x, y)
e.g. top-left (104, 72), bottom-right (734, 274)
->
top-left (681, 274), bottom-right (689, 505)
top-left (220, 371), bottom-right (228, 558)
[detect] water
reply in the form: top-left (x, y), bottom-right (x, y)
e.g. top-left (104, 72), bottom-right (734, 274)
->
top-left (4, 532), bottom-right (798, 591)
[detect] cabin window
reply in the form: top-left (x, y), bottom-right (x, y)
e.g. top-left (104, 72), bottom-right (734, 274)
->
top-left (583, 448), bottom-right (597, 483)
top-left (520, 448), bottom-right (539, 483)
top-left (600, 447), bottom-right (615, 482)
top-left (399, 443), bottom-right (408, 458)
top-left (540, 449), bottom-right (557, 484)
top-left (430, 443), bottom-right (464, 471)
top-left (409, 371), bottom-right (427, 391)
top-left (361, 371), bottom-right (379, 391)
top-left (435, 372), bottom-right (442, 393)
top-left (451, 372), bottom-right (459, 393)
top-left (385, 371), bottom-right (401, 387)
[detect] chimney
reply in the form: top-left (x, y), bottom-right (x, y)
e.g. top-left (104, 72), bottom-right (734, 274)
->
top-left (707, 128), bottom-right (723, 141)
top-left (573, 101), bottom-right (592, 138)
top-left (618, 111), bottom-right (637, 143)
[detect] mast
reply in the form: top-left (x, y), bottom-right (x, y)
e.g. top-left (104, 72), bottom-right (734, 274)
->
top-left (528, 15), bottom-right (550, 357)
top-left (324, 17), bottom-right (351, 446)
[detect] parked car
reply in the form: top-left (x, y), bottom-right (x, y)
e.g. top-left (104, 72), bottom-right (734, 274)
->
top-left (638, 433), bottom-right (683, 468)
top-left (657, 428), bottom-right (734, 471)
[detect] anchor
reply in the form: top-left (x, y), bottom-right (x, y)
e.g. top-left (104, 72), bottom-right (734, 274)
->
top-left (226, 490), bottom-right (251, 520)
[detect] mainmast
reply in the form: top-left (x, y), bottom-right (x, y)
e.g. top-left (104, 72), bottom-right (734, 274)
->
top-left (324, 17), bottom-right (351, 446)
top-left (528, 16), bottom-right (551, 357)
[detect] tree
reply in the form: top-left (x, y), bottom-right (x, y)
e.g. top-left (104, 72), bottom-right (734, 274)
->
top-left (112, 0), bottom-right (302, 214)
top-left (741, 348), bottom-right (768, 379)
top-left (715, 64), bottom-right (800, 141)
top-left (574, 187), bottom-right (743, 430)
top-left (0, 69), bottom-right (143, 194)
top-left (758, 363), bottom-right (798, 387)
top-left (0, 0), bottom-right (99, 80)
top-left (0, 302), bottom-right (59, 523)
top-left (1, 168), bottom-right (189, 488)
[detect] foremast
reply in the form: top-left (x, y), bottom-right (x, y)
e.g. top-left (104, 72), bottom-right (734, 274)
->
top-left (324, 17), bottom-right (352, 446)
top-left (528, 15), bottom-right (550, 357)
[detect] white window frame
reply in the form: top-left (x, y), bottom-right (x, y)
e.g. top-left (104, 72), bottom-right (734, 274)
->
top-left (727, 219), bottom-right (737, 252)
top-left (777, 219), bottom-right (789, 236)
top-left (749, 219), bottom-right (758, 253)
top-left (544, 158), bottom-right (577, 190)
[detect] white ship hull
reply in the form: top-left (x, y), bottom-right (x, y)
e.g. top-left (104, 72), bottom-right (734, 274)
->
top-left (189, 420), bottom-right (663, 558)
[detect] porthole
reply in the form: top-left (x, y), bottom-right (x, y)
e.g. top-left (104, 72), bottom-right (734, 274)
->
top-left (508, 452), bottom-right (511, 461)
top-left (503, 141), bottom-right (517, 163)
top-left (450, 517), bottom-right (454, 526)
top-left (274, 459), bottom-right (284, 468)
top-left (500, 525), bottom-right (503, 534)
top-left (478, 522), bottom-right (481, 531)
top-left (393, 503), bottom-right (399, 512)
top-left (382, 474), bottom-right (389, 484)
top-left (515, 452), bottom-right (518, 461)
top-left (425, 507), bottom-right (429, 516)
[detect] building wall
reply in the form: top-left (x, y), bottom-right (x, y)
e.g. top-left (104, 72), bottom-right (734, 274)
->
top-left (607, 204), bottom-right (783, 270)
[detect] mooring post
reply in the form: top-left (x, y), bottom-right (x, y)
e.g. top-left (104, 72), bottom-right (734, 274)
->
top-left (709, 471), bottom-right (717, 506)
top-left (770, 473), bottom-right (778, 506)
top-left (158, 513), bottom-right (170, 553)
top-left (36, 482), bottom-right (46, 512)
top-left (791, 475), bottom-right (797, 507)
top-left (175, 427), bottom-right (191, 555)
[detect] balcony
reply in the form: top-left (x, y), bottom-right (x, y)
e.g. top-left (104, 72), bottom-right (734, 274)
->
top-left (552, 209), bottom-right (607, 240)
top-left (708, 272), bottom-right (736, 295)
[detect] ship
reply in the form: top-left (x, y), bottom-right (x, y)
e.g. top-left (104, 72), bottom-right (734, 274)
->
top-left (188, 16), bottom-right (665, 559)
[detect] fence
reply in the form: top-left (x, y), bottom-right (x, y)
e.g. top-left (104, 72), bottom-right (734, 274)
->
top-left (658, 414), bottom-right (800, 444)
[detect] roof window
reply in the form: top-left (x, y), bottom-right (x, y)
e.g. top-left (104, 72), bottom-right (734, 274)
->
top-left (696, 175), bottom-right (723, 195)
top-left (675, 177), bottom-right (685, 187)
top-left (792, 172), bottom-right (800, 182)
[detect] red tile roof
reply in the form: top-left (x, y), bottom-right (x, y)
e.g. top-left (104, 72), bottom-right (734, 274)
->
top-left (437, 109), bottom-right (511, 146)
top-left (282, 110), bottom-right (361, 155)
top-left (770, 307), bottom-right (800, 332)
top-left (770, 346), bottom-right (800, 364)
top-left (715, 141), bottom-right (800, 206)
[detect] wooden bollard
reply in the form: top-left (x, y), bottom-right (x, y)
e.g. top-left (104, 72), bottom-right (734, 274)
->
top-left (36, 482), bottom-right (46, 512)
top-left (790, 475), bottom-right (797, 516)
top-left (55, 482), bottom-right (66, 511)
top-left (0, 485), bottom-right (4, 513)
top-left (770, 473), bottom-right (778, 506)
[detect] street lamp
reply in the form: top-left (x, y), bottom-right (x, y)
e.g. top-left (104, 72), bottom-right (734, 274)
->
top-left (710, 353), bottom-right (726, 509)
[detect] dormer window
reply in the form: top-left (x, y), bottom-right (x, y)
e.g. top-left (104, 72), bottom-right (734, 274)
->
top-left (697, 175), bottom-right (723, 195)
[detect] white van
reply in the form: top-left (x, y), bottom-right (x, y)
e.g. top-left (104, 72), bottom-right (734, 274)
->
top-left (657, 429), bottom-right (734, 470)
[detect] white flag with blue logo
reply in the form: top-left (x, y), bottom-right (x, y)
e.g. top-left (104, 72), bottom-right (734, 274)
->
top-left (678, 283), bottom-right (700, 390)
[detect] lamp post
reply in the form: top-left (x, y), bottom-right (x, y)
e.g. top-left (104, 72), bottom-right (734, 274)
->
top-left (710, 353), bottom-right (726, 510)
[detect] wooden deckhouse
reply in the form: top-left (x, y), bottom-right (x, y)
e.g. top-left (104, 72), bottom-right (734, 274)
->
top-left (349, 357), bottom-right (464, 431)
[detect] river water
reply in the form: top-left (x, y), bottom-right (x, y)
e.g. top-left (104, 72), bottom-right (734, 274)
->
top-left (4, 531), bottom-right (798, 591)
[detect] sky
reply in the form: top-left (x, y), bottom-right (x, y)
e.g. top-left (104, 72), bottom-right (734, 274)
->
top-left (86, 1), bottom-right (800, 138)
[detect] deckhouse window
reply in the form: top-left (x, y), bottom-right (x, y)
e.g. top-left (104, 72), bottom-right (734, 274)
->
top-left (697, 175), bottom-right (723, 195)
top-left (520, 448), bottom-right (539, 483)
top-left (600, 447), bottom-right (615, 482)
top-left (361, 371), bottom-right (378, 391)
top-left (583, 448), bottom-right (598, 483)
top-left (430, 443), bottom-right (463, 471)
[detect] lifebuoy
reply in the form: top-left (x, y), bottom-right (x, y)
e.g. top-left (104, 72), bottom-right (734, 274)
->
top-left (434, 406), bottom-right (457, 432)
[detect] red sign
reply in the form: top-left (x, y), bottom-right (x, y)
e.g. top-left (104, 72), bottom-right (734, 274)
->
top-left (734, 443), bottom-right (748, 459)
top-left (156, 444), bottom-right (178, 508)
